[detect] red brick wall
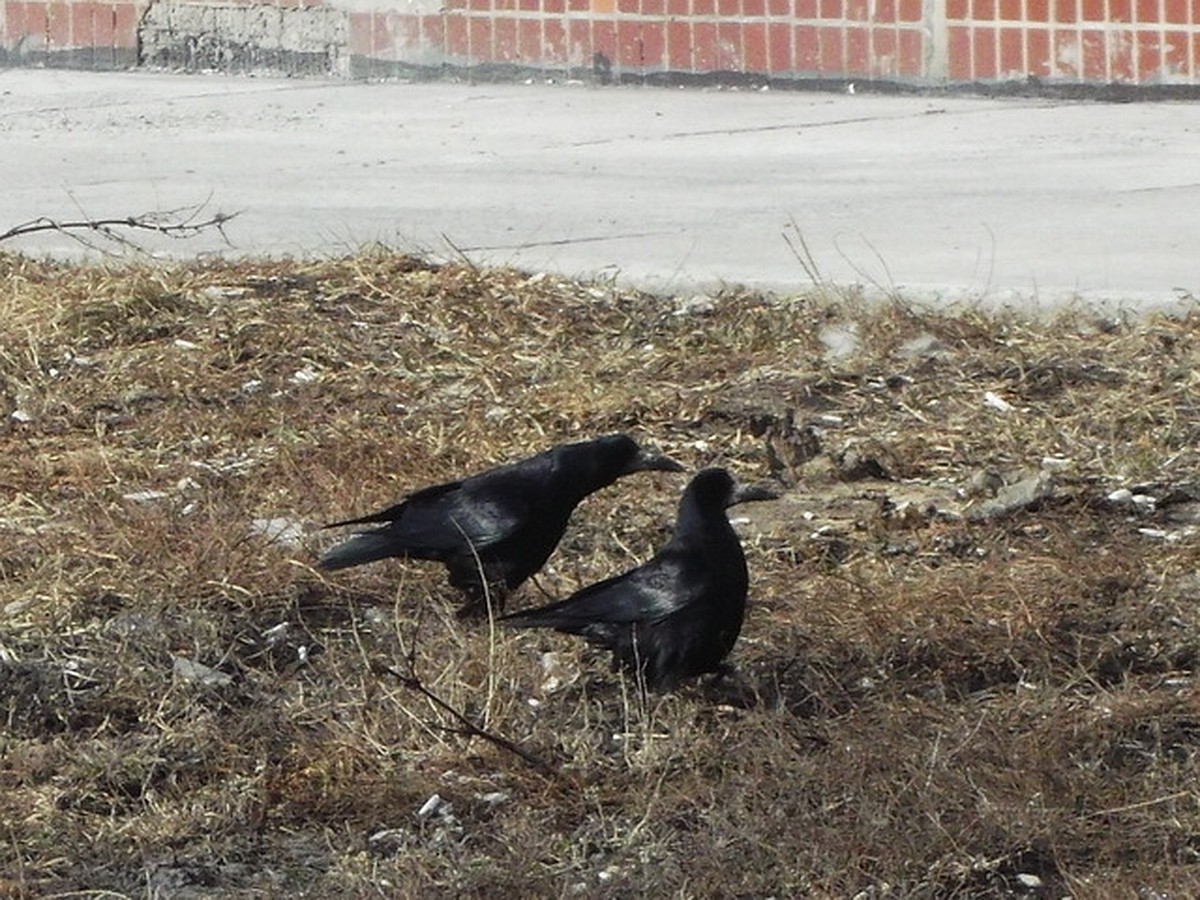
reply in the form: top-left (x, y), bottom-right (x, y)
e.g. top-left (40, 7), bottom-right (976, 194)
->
top-left (3, 0), bottom-right (1199, 85)
top-left (2, 0), bottom-right (139, 67)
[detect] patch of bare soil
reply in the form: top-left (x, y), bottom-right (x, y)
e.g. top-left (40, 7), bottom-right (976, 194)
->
top-left (1, 250), bottom-right (1198, 897)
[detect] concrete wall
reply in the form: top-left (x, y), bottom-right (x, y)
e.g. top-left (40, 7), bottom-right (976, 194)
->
top-left (2, 0), bottom-right (1199, 87)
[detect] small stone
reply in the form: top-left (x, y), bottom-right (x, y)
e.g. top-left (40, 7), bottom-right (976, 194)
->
top-left (1015, 873), bottom-right (1043, 889)
top-left (172, 655), bottom-right (233, 687)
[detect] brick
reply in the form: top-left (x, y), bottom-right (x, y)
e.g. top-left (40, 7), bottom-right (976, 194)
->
top-left (845, 24), bottom-right (868, 71)
top-left (469, 0), bottom-right (490, 11)
top-left (666, 0), bottom-right (689, 14)
top-left (795, 0), bottom-right (818, 17)
top-left (875, 0), bottom-right (897, 21)
top-left (1162, 29), bottom-right (1187, 73)
top-left (768, 0), bottom-right (790, 15)
top-left (717, 20), bottom-right (741, 68)
top-left (348, 11), bottom-right (372, 55)
top-left (94, 3), bottom-right (116, 46)
top-left (484, 13), bottom-right (513, 58)
top-left (568, 18), bottom-right (591, 65)
top-left (422, 14), bottom-right (444, 52)
top-left (1107, 29), bottom-right (1134, 79)
top-left (641, 20), bottom-right (665, 67)
top-left (871, 25), bottom-right (897, 72)
top-left (444, 12), bottom-right (469, 58)
top-left (998, 0), bottom-right (1021, 18)
top-left (999, 26), bottom-right (1023, 73)
top-left (973, 26), bottom-right (996, 77)
top-left (518, 18), bottom-right (541, 60)
top-left (71, 3), bottom-right (95, 46)
top-left (819, 25), bottom-right (843, 70)
top-left (693, 0), bottom-right (714, 13)
top-left (898, 0), bottom-right (922, 20)
top-left (947, 24), bottom-right (971, 77)
top-left (616, 20), bottom-right (640, 67)
top-left (542, 0), bottom-right (564, 11)
top-left (1080, 0), bottom-right (1105, 19)
top-left (795, 24), bottom-right (819, 68)
top-left (617, 0), bottom-right (638, 13)
top-left (1134, 0), bottom-right (1157, 21)
top-left (48, 2), bottom-right (70, 47)
top-left (1026, 27), bottom-right (1051, 75)
top-left (518, 0), bottom-right (538, 10)
top-left (1080, 28), bottom-right (1106, 78)
top-left (567, 0), bottom-right (589, 10)
top-left (693, 21), bottom-right (717, 69)
top-left (543, 17), bottom-right (566, 61)
top-left (397, 13), bottom-right (422, 50)
top-left (1054, 0), bottom-right (1077, 21)
top-left (947, 0), bottom-right (968, 17)
top-left (1108, 0), bottom-right (1132, 20)
top-left (846, 0), bottom-right (869, 18)
top-left (593, 18), bottom-right (617, 61)
top-left (819, 0), bottom-right (840, 17)
top-left (767, 21), bottom-right (792, 70)
top-left (718, 0), bottom-right (739, 14)
top-left (1164, 0), bottom-right (1187, 21)
top-left (1027, 0), bottom-right (1050, 18)
top-left (973, 0), bottom-right (995, 19)
top-left (642, 0), bottom-right (665, 13)
top-left (667, 18), bottom-right (691, 69)
top-left (1135, 29), bottom-right (1159, 77)
top-left (743, 0), bottom-right (767, 14)
top-left (744, 21), bottom-right (767, 71)
top-left (897, 25), bottom-right (923, 73)
top-left (468, 16), bottom-right (493, 61)
top-left (1053, 29), bottom-right (1079, 75)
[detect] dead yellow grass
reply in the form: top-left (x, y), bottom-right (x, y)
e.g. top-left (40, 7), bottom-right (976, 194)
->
top-left (1, 249), bottom-right (1198, 897)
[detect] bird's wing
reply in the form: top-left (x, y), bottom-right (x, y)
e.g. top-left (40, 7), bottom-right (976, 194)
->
top-left (504, 550), bottom-right (695, 631)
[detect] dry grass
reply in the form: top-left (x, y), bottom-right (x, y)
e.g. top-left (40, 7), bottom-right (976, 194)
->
top-left (1, 249), bottom-right (1198, 898)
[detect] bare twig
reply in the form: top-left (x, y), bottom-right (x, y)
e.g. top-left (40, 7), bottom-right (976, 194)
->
top-left (0, 201), bottom-right (239, 250)
top-left (375, 660), bottom-right (557, 777)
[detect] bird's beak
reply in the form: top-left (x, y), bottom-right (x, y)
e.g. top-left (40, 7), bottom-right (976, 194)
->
top-left (630, 447), bottom-right (686, 474)
top-left (729, 482), bottom-right (780, 506)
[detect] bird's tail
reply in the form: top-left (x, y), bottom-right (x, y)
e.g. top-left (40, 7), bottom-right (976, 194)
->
top-left (317, 533), bottom-right (396, 571)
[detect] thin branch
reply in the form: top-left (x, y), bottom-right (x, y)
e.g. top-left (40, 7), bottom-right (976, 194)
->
top-left (375, 660), bottom-right (558, 777)
top-left (0, 201), bottom-right (239, 250)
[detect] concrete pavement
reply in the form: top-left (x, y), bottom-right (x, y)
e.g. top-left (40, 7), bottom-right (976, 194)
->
top-left (2, 68), bottom-right (1198, 308)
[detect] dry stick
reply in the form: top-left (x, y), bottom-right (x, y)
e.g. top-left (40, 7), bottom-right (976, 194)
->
top-left (0, 206), bottom-right (238, 246)
top-left (375, 661), bottom-right (556, 776)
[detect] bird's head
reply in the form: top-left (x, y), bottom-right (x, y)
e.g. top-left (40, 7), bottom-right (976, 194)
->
top-left (607, 434), bottom-right (685, 475)
top-left (686, 467), bottom-right (780, 510)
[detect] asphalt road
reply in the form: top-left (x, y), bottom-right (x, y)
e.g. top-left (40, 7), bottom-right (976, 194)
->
top-left (3, 68), bottom-right (1198, 308)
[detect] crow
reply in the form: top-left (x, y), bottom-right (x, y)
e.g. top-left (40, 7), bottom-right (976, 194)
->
top-left (317, 434), bottom-right (683, 616)
top-left (501, 467), bottom-right (778, 691)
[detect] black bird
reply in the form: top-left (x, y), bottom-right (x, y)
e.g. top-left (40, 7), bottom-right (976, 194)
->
top-left (501, 467), bottom-right (777, 691)
top-left (318, 434), bottom-right (683, 616)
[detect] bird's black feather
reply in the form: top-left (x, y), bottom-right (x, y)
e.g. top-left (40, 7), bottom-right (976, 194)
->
top-left (318, 434), bottom-right (682, 616)
top-left (502, 467), bottom-right (777, 690)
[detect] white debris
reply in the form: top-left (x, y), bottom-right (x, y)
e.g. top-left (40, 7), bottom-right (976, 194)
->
top-left (1015, 873), bottom-right (1043, 888)
top-left (10, 409), bottom-right (33, 424)
top-left (475, 791), bottom-right (509, 807)
top-left (417, 793), bottom-right (446, 820)
top-left (122, 490), bottom-right (170, 503)
top-left (290, 367), bottom-right (320, 385)
top-left (241, 379), bottom-right (263, 394)
top-left (983, 391), bottom-right (1014, 413)
top-left (173, 339), bottom-right (200, 350)
top-left (250, 517), bottom-right (306, 549)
